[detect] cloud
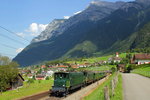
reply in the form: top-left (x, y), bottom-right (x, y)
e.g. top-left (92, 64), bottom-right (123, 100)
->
top-left (26, 23), bottom-right (48, 36)
top-left (64, 16), bottom-right (70, 19)
top-left (16, 48), bottom-right (24, 53)
top-left (74, 11), bottom-right (82, 15)
top-left (16, 32), bottom-right (26, 38)
top-left (29, 23), bottom-right (39, 33)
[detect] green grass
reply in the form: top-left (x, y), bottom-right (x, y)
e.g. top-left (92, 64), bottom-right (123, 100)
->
top-left (85, 65), bottom-right (115, 71)
top-left (77, 65), bottom-right (115, 72)
top-left (83, 73), bottom-right (123, 100)
top-left (67, 53), bottom-right (126, 64)
top-left (0, 79), bottom-right (53, 100)
top-left (111, 74), bottom-right (123, 100)
top-left (132, 64), bottom-right (150, 77)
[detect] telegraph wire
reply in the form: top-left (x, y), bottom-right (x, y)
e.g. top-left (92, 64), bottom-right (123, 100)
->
top-left (0, 33), bottom-right (27, 45)
top-left (0, 25), bottom-right (30, 42)
top-left (0, 43), bottom-right (18, 50)
top-left (0, 52), bottom-right (16, 57)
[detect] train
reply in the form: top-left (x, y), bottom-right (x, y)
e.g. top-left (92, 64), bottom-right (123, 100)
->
top-left (51, 71), bottom-right (108, 96)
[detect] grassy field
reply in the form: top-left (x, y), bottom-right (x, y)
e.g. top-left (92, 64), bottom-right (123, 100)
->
top-left (84, 65), bottom-right (115, 71)
top-left (0, 79), bottom-right (53, 100)
top-left (84, 53), bottom-right (126, 63)
top-left (77, 65), bottom-right (116, 72)
top-left (83, 73), bottom-right (123, 100)
top-left (132, 64), bottom-right (150, 77)
top-left (67, 53), bottom-right (127, 64)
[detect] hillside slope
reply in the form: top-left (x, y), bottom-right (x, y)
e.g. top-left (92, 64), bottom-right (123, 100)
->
top-left (13, 0), bottom-right (150, 66)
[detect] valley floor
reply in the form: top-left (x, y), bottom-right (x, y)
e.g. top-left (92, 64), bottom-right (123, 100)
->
top-left (122, 73), bottom-right (150, 100)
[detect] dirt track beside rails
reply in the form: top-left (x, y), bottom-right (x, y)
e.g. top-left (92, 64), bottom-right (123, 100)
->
top-left (17, 91), bottom-right (50, 100)
top-left (17, 91), bottom-right (63, 100)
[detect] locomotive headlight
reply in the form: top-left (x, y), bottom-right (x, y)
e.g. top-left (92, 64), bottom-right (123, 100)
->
top-left (63, 85), bottom-right (65, 87)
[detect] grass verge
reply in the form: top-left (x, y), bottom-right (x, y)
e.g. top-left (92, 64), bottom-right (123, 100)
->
top-left (132, 65), bottom-right (150, 78)
top-left (83, 73), bottom-right (123, 100)
top-left (0, 79), bottom-right (53, 100)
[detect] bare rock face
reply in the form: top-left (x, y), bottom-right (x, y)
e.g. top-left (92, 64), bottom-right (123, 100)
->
top-left (31, 1), bottom-right (125, 44)
top-left (136, 0), bottom-right (150, 6)
top-left (31, 19), bottom-right (65, 43)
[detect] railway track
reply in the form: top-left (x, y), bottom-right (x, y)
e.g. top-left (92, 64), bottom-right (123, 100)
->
top-left (18, 75), bottom-right (110, 100)
top-left (18, 90), bottom-right (63, 100)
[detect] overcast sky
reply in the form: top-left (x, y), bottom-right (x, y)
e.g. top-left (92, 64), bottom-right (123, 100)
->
top-left (0, 0), bottom-right (134, 58)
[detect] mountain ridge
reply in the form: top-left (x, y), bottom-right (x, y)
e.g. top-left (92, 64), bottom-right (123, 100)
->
top-left (13, 0), bottom-right (150, 66)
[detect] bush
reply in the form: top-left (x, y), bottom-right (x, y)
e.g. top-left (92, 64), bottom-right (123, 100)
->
top-left (27, 78), bottom-right (34, 84)
top-left (111, 67), bottom-right (116, 73)
top-left (45, 76), bottom-right (49, 80)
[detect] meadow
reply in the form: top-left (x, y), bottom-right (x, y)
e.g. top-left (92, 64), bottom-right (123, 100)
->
top-left (132, 64), bottom-right (150, 77)
top-left (0, 79), bottom-right (53, 100)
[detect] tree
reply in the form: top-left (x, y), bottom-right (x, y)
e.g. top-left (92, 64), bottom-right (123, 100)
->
top-left (0, 56), bottom-right (11, 65)
top-left (0, 56), bottom-right (19, 92)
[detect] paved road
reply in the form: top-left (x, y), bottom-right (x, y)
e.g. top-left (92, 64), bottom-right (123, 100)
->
top-left (122, 73), bottom-right (150, 100)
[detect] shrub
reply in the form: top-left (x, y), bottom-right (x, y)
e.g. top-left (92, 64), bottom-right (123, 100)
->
top-left (45, 76), bottom-right (49, 80)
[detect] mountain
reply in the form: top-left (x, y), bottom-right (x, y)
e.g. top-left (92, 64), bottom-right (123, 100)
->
top-left (32, 1), bottom-right (125, 43)
top-left (13, 0), bottom-right (150, 66)
top-left (31, 19), bottom-right (66, 43)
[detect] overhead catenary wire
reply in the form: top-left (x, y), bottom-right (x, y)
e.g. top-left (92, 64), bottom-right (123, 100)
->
top-left (0, 25), bottom-right (30, 42)
top-left (0, 33), bottom-right (27, 45)
top-left (0, 43), bottom-right (18, 50)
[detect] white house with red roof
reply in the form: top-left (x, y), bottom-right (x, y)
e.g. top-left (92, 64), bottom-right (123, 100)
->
top-left (132, 54), bottom-right (150, 65)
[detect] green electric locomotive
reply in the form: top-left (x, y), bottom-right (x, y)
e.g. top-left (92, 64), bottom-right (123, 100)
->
top-left (51, 71), bottom-right (107, 96)
top-left (51, 72), bottom-right (85, 96)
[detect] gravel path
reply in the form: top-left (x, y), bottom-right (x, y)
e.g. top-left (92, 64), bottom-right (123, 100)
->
top-left (122, 73), bottom-right (150, 100)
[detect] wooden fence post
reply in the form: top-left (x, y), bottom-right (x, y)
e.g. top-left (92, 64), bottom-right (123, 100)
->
top-left (111, 79), bottom-right (115, 96)
top-left (104, 86), bottom-right (110, 100)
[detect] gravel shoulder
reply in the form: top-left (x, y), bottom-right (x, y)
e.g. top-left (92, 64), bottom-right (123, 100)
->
top-left (122, 73), bottom-right (150, 100)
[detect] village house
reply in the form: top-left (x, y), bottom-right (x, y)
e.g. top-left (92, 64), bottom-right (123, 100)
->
top-left (132, 54), bottom-right (150, 65)
top-left (35, 74), bottom-right (46, 80)
top-left (46, 70), bottom-right (54, 77)
top-left (98, 60), bottom-right (107, 65)
top-left (27, 74), bottom-right (33, 79)
top-left (9, 74), bottom-right (24, 90)
top-left (77, 64), bottom-right (87, 68)
top-left (41, 65), bottom-right (46, 69)
top-left (57, 65), bottom-right (68, 68)
top-left (71, 65), bottom-right (79, 69)
top-left (20, 69), bottom-right (31, 75)
top-left (108, 52), bottom-right (122, 63)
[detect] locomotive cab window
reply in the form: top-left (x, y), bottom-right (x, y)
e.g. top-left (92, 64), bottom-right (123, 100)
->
top-left (55, 73), bottom-right (69, 79)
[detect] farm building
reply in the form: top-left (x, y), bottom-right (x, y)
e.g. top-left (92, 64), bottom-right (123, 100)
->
top-left (9, 74), bottom-right (24, 90)
top-left (35, 74), bottom-right (46, 80)
top-left (132, 54), bottom-right (150, 65)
